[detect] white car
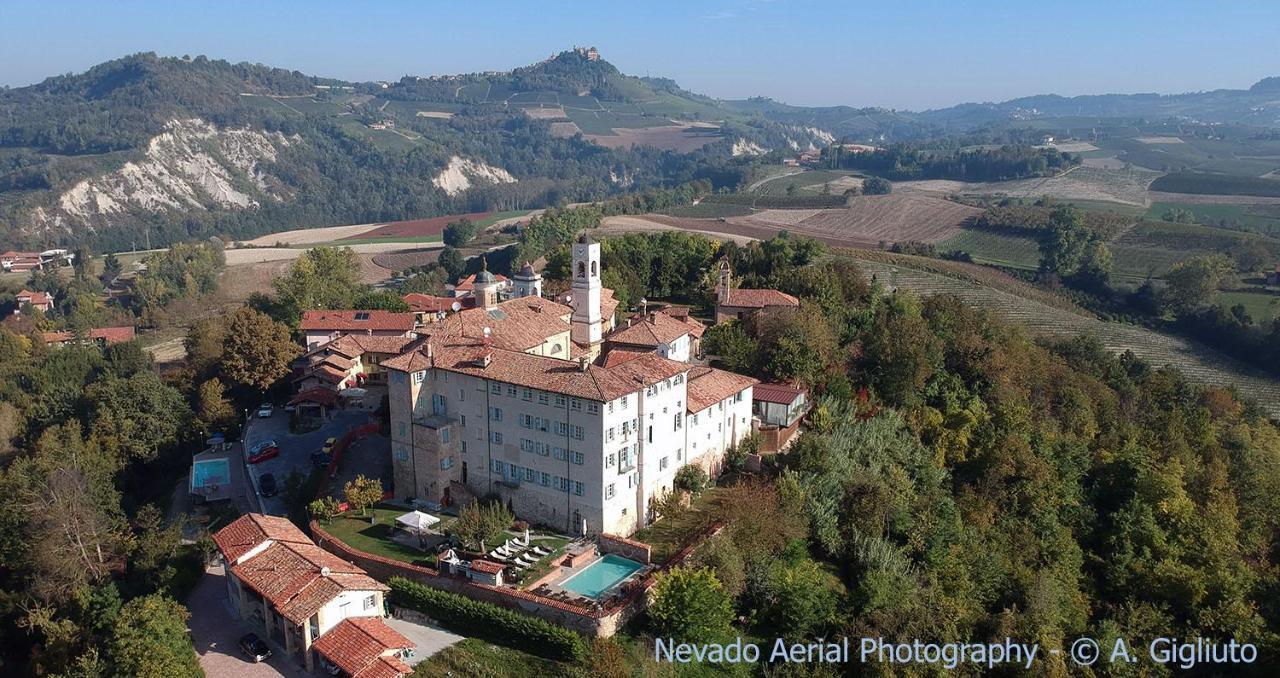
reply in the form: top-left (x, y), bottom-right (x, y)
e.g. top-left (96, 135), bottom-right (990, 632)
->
top-left (257, 403), bottom-right (273, 418)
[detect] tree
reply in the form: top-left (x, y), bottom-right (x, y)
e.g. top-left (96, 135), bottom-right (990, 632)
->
top-left (1164, 254), bottom-right (1237, 313)
top-left (588, 637), bottom-right (628, 678)
top-left (755, 558), bottom-right (836, 640)
top-left (195, 378), bottom-right (234, 430)
top-left (862, 176), bottom-right (892, 195)
top-left (437, 246), bottom-right (465, 281)
top-left (343, 475), bottom-right (383, 516)
top-left (442, 218), bottom-right (479, 248)
top-left (309, 496), bottom-right (342, 523)
top-left (674, 465), bottom-right (708, 495)
top-left (450, 500), bottom-right (513, 551)
top-left (109, 594), bottom-right (202, 678)
top-left (219, 307), bottom-right (301, 392)
top-left (1038, 205), bottom-right (1096, 277)
top-left (88, 372), bottom-right (191, 462)
top-left (102, 252), bottom-right (123, 280)
top-left (701, 321), bottom-right (759, 374)
top-left (648, 566), bottom-right (734, 643)
top-left (272, 246), bottom-right (362, 321)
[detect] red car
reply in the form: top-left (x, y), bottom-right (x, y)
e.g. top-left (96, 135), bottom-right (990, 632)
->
top-left (247, 440), bottom-right (279, 464)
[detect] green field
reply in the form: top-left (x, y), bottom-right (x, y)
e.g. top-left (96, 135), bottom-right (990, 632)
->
top-left (564, 109), bottom-right (673, 134)
top-left (1219, 290), bottom-right (1280, 324)
top-left (1150, 172), bottom-right (1280, 198)
top-left (752, 170), bottom-right (859, 197)
top-left (1146, 201), bottom-right (1280, 236)
top-left (939, 230), bottom-right (1041, 269)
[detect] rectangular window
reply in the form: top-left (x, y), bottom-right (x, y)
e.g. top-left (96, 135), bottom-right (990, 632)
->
top-left (540, 472), bottom-right (550, 486)
top-left (461, 441), bottom-right (467, 454)
top-left (574, 481), bottom-right (584, 496)
top-left (525, 467), bottom-right (535, 481)
top-left (412, 371), bottom-right (424, 384)
top-left (606, 427), bottom-right (615, 442)
top-left (363, 594), bottom-right (376, 610)
top-left (398, 422), bottom-right (407, 437)
top-left (555, 395), bottom-right (566, 407)
top-left (459, 388), bottom-right (465, 402)
top-left (605, 483), bottom-right (615, 500)
top-left (441, 428), bottom-right (451, 443)
top-left (608, 401), bottom-right (615, 414)
top-left (553, 447), bottom-right (567, 461)
top-left (570, 398), bottom-right (582, 411)
top-left (571, 451), bottom-right (584, 465)
top-left (659, 456), bottom-right (668, 471)
top-left (520, 439), bottom-right (534, 453)
top-left (606, 453), bottom-right (615, 468)
top-left (507, 385), bottom-right (517, 397)
top-left (460, 414), bottom-right (466, 427)
top-left (587, 402), bottom-right (599, 414)
top-left (489, 406), bottom-right (503, 421)
top-left (440, 456), bottom-right (453, 470)
top-left (647, 426), bottom-right (653, 443)
top-left (490, 431), bottom-right (503, 444)
top-left (537, 443), bottom-right (550, 457)
top-left (538, 393), bottom-right (549, 405)
top-left (621, 396), bottom-right (629, 409)
top-left (395, 448), bottom-right (408, 462)
top-left (490, 383), bottom-right (501, 395)
top-left (522, 388), bottom-right (532, 401)
top-left (674, 413), bottom-right (682, 430)
top-left (571, 425), bottom-right (585, 440)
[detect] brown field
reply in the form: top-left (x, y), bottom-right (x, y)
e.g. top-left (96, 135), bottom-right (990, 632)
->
top-left (1136, 136), bottom-right (1185, 144)
top-left (1146, 191), bottom-right (1280, 205)
top-left (522, 106), bottom-right (568, 120)
top-left (585, 126), bottom-right (720, 153)
top-left (597, 215), bottom-right (758, 244)
top-left (243, 222), bottom-right (383, 246)
top-left (415, 111), bottom-right (454, 120)
top-left (349, 211), bottom-right (494, 239)
top-left (1046, 142), bottom-right (1100, 153)
top-left (371, 249), bottom-right (440, 271)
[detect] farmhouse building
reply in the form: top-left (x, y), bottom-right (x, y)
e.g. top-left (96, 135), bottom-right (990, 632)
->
top-left (384, 235), bottom-right (756, 537)
top-left (15, 289), bottom-right (53, 313)
top-left (212, 514), bottom-right (412, 673)
top-left (752, 382), bottom-right (810, 452)
top-left (713, 258), bottom-right (800, 323)
top-left (41, 326), bottom-right (136, 347)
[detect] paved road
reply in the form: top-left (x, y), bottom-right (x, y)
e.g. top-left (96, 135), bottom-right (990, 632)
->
top-left (385, 617), bottom-right (464, 667)
top-left (242, 409), bottom-right (373, 515)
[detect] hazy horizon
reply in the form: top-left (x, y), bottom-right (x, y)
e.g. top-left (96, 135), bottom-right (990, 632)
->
top-left (3, 0), bottom-right (1278, 111)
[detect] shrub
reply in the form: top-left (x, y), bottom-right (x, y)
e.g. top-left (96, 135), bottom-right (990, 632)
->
top-left (673, 465), bottom-right (708, 495)
top-left (387, 577), bottom-right (586, 662)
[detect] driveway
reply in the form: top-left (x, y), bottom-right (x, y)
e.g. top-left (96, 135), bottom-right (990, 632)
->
top-left (242, 409), bottom-right (374, 515)
top-left (384, 616), bottom-right (464, 666)
top-left (188, 566), bottom-right (308, 678)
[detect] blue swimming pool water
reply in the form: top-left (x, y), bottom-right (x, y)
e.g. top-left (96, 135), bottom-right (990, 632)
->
top-left (560, 554), bottom-right (643, 598)
top-left (191, 459), bottom-right (231, 488)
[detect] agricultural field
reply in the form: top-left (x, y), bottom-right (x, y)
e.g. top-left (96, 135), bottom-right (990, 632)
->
top-left (939, 230), bottom-right (1041, 269)
top-left (751, 170), bottom-right (863, 197)
top-left (1218, 290), bottom-right (1280, 324)
top-left (1149, 172), bottom-right (1280, 198)
top-left (1145, 201), bottom-right (1280, 236)
top-left (841, 250), bottom-right (1280, 417)
top-left (343, 210), bottom-right (528, 242)
top-left (659, 202), bottom-right (754, 218)
top-left (897, 165), bottom-right (1161, 207)
top-left (582, 125), bottom-right (722, 152)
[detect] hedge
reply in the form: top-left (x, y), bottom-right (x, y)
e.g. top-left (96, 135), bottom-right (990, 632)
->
top-left (387, 577), bottom-right (586, 662)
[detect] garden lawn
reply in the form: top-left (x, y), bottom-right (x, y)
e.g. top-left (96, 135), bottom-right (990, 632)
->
top-left (320, 505), bottom-right (448, 567)
top-left (412, 638), bottom-right (578, 677)
top-left (632, 487), bottom-right (724, 563)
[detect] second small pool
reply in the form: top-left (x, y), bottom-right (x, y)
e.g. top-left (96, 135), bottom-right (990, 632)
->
top-left (560, 554), bottom-right (643, 599)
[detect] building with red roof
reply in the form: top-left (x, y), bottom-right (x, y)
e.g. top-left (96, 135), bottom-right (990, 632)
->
top-left (299, 310), bottom-right (417, 349)
top-left (15, 289), bottom-right (53, 313)
top-left (41, 326), bottom-right (136, 347)
top-left (212, 514), bottom-right (410, 672)
top-left (311, 617), bottom-right (414, 678)
top-left (713, 258), bottom-right (800, 323)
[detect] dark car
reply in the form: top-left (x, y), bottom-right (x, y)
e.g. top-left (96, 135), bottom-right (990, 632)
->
top-left (239, 633), bottom-right (271, 662)
top-left (259, 473), bottom-right (278, 497)
top-left (310, 451), bottom-right (332, 468)
top-left (247, 440), bottom-right (279, 464)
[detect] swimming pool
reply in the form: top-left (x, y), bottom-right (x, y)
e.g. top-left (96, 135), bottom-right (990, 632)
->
top-left (560, 554), bottom-right (643, 599)
top-left (191, 458), bottom-right (231, 489)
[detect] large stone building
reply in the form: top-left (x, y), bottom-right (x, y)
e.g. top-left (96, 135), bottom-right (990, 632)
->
top-left (384, 235), bottom-right (756, 537)
top-left (713, 257), bottom-right (800, 323)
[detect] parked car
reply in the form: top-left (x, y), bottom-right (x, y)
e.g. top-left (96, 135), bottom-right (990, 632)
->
top-left (239, 633), bottom-right (271, 662)
top-left (322, 437), bottom-right (337, 455)
top-left (310, 451), bottom-right (332, 468)
top-left (257, 403), bottom-right (273, 418)
top-left (283, 403), bottom-right (297, 413)
top-left (247, 440), bottom-right (279, 464)
top-left (259, 473), bottom-right (278, 497)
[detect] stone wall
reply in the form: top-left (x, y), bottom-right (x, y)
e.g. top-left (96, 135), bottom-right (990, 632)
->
top-left (598, 532), bottom-right (652, 564)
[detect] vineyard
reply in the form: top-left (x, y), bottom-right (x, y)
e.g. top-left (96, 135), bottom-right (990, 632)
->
top-left (939, 230), bottom-right (1040, 269)
top-left (1149, 172), bottom-right (1280, 198)
top-left (839, 250), bottom-right (1280, 417)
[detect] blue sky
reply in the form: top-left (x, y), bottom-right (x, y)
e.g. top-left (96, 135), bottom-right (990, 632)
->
top-left (2, 0), bottom-right (1277, 110)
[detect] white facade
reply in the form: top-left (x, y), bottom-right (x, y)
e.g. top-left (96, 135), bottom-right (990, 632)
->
top-left (570, 237), bottom-right (603, 348)
top-left (389, 365), bottom-right (753, 537)
top-left (655, 334), bottom-right (691, 363)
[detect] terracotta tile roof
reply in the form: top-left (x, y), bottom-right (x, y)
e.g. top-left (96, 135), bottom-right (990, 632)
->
top-left (721, 288), bottom-right (799, 309)
top-left (469, 559), bottom-right (505, 574)
top-left (753, 382), bottom-right (807, 405)
top-left (290, 387), bottom-right (339, 407)
top-left (312, 617), bottom-right (413, 678)
top-left (403, 293), bottom-right (461, 313)
top-left (686, 367), bottom-right (758, 413)
top-left (230, 541), bottom-right (387, 624)
top-left (212, 513), bottom-right (312, 563)
top-left (431, 298), bottom-right (572, 353)
top-left (299, 310), bottom-right (416, 333)
top-left (600, 346), bottom-right (652, 367)
top-left (454, 272), bottom-right (508, 292)
top-left (608, 312), bottom-right (691, 348)
top-left (17, 289), bottom-right (51, 305)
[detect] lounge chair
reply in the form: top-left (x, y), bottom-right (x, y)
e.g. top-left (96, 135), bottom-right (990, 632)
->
top-left (516, 554), bottom-right (538, 567)
top-left (530, 545), bottom-right (550, 557)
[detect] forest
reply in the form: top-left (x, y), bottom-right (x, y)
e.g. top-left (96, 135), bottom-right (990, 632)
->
top-left (825, 144), bottom-right (1079, 182)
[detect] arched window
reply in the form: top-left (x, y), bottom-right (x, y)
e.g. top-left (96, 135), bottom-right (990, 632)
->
top-left (577, 262), bottom-right (586, 278)
top-left (551, 343), bottom-right (562, 354)
top-left (590, 261), bottom-right (598, 276)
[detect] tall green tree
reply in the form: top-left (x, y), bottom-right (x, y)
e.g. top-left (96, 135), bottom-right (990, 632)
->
top-left (272, 246), bottom-right (362, 321)
top-left (219, 307), bottom-right (301, 392)
top-left (648, 566), bottom-right (734, 643)
top-left (109, 594), bottom-right (202, 678)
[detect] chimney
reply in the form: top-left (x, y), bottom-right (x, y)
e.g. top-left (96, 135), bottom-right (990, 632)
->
top-left (578, 356), bottom-right (590, 372)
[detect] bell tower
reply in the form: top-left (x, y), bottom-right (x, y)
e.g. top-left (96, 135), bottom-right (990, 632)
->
top-left (571, 233), bottom-right (602, 348)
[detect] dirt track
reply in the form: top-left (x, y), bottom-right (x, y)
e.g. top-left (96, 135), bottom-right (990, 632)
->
top-left (243, 222), bottom-right (383, 246)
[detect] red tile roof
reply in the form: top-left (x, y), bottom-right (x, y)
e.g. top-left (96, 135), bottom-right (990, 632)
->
top-left (17, 289), bottom-right (52, 306)
top-left (469, 559), bottom-right (505, 575)
top-left (229, 541), bottom-right (387, 624)
top-left (600, 346), bottom-right (652, 367)
top-left (752, 382), bottom-right (807, 405)
top-left (312, 617), bottom-right (413, 678)
top-left (454, 272), bottom-right (508, 292)
top-left (290, 387), bottom-right (340, 407)
top-left (211, 513), bottom-right (312, 563)
top-left (608, 312), bottom-right (692, 348)
top-left (686, 367), bottom-right (758, 413)
top-left (403, 293), bottom-right (463, 313)
top-left (299, 310), bottom-right (416, 333)
top-left (721, 288), bottom-right (799, 309)
top-left (439, 298), bottom-right (572, 352)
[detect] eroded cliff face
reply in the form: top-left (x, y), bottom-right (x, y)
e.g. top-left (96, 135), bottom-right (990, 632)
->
top-left (30, 118), bottom-right (299, 235)
top-left (431, 156), bottom-right (517, 196)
